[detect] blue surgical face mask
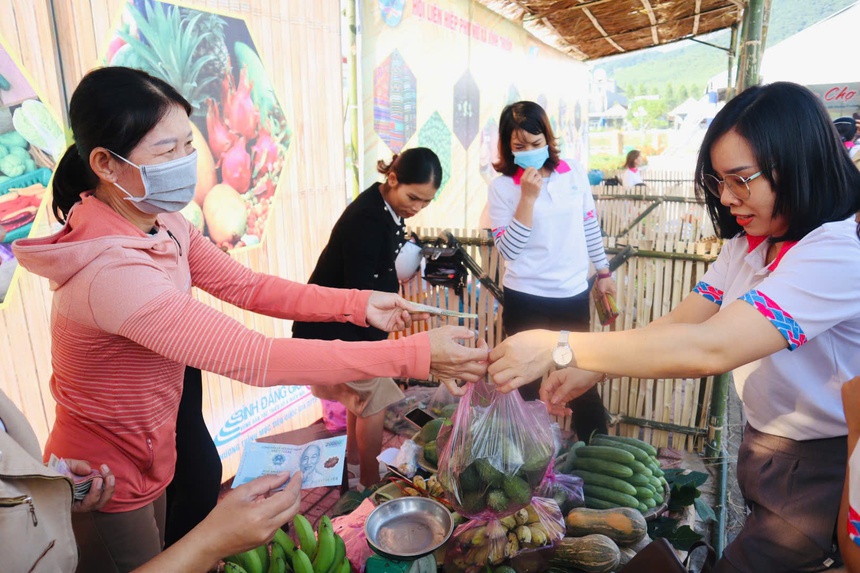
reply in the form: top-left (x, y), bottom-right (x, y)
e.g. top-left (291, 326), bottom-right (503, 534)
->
top-left (112, 150), bottom-right (198, 215)
top-left (512, 145), bottom-right (549, 170)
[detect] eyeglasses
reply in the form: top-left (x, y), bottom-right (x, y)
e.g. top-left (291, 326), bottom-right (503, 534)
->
top-left (701, 170), bottom-right (763, 201)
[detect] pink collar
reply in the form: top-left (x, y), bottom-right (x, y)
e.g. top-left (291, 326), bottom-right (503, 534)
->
top-left (512, 160), bottom-right (570, 185)
top-left (745, 234), bottom-right (798, 271)
top-left (629, 167), bottom-right (639, 173)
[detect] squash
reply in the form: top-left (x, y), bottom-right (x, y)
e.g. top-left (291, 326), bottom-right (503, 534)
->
top-left (548, 535), bottom-right (620, 573)
top-left (565, 507), bottom-right (647, 547)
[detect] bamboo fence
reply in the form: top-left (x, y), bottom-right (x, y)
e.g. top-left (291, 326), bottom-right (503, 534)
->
top-left (402, 170), bottom-right (722, 452)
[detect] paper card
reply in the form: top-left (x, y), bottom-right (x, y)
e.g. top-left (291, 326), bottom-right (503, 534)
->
top-left (232, 435), bottom-right (347, 490)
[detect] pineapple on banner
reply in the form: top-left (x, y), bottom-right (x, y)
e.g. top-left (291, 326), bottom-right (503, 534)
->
top-left (104, 0), bottom-right (291, 250)
top-left (437, 378), bottom-right (566, 572)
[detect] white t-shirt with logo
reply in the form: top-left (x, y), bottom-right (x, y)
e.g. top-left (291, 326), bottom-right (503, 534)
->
top-left (694, 217), bottom-right (860, 440)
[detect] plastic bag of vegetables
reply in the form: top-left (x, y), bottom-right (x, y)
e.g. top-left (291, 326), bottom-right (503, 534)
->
top-left (437, 378), bottom-right (563, 571)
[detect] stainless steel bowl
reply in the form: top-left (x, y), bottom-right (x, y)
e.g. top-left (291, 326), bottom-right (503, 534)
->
top-left (364, 497), bottom-right (454, 560)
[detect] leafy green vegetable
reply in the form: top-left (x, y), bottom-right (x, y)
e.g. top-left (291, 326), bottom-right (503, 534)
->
top-left (0, 154), bottom-right (26, 178)
top-left (11, 100), bottom-right (65, 161)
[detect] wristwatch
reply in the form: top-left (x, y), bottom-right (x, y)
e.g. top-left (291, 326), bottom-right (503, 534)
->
top-left (552, 330), bottom-right (574, 370)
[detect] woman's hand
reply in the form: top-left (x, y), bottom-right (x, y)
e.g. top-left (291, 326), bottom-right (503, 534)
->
top-left (595, 275), bottom-right (617, 297)
top-left (132, 472), bottom-right (302, 573)
top-left (428, 326), bottom-right (489, 395)
top-left (488, 329), bottom-right (556, 392)
top-left (196, 472), bottom-right (301, 558)
top-left (68, 461), bottom-right (115, 513)
top-left (520, 167), bottom-right (543, 202)
top-left (540, 368), bottom-right (606, 417)
top-left (366, 292), bottom-right (428, 332)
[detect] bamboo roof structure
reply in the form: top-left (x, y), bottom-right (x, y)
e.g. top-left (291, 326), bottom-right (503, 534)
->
top-left (475, 0), bottom-right (745, 60)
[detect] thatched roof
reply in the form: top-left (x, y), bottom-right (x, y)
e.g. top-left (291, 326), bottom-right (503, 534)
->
top-left (474, 0), bottom-right (745, 61)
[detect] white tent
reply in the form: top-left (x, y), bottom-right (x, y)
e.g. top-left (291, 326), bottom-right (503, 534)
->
top-left (761, 3), bottom-right (859, 85)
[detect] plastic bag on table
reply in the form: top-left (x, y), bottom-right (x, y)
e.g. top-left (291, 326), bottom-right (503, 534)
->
top-left (331, 497), bottom-right (376, 571)
top-left (537, 469), bottom-right (585, 514)
top-left (443, 497), bottom-right (566, 572)
top-left (427, 383), bottom-right (460, 419)
top-left (437, 378), bottom-right (555, 518)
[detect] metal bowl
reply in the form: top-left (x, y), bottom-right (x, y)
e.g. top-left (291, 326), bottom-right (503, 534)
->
top-left (365, 497), bottom-right (454, 560)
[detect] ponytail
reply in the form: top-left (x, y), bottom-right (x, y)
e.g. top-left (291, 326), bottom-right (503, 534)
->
top-left (51, 145), bottom-right (96, 223)
top-left (376, 148), bottom-right (442, 189)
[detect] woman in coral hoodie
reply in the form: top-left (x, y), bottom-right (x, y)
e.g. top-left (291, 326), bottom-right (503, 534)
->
top-left (12, 66), bottom-right (488, 572)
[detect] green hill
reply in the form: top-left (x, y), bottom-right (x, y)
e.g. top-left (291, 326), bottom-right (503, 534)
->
top-left (594, 0), bottom-right (857, 96)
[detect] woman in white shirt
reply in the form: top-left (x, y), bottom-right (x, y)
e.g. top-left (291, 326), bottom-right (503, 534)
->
top-left (489, 82), bottom-right (860, 572)
top-left (487, 101), bottom-right (616, 440)
top-left (620, 149), bottom-right (645, 190)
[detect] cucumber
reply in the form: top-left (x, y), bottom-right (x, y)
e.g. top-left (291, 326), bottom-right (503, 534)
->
top-left (638, 502), bottom-right (649, 513)
top-left (569, 458), bottom-right (634, 479)
top-left (583, 484), bottom-right (640, 509)
top-left (584, 497), bottom-right (621, 510)
top-left (597, 434), bottom-right (658, 457)
top-left (590, 437), bottom-right (651, 463)
top-left (569, 470), bottom-right (638, 496)
top-left (652, 490), bottom-right (664, 504)
top-left (576, 445), bottom-right (636, 465)
top-left (649, 476), bottom-right (663, 490)
top-left (626, 460), bottom-right (653, 477)
top-left (622, 473), bottom-right (651, 487)
top-left (644, 497), bottom-right (657, 509)
top-left (646, 460), bottom-right (664, 477)
top-left (634, 486), bottom-right (655, 500)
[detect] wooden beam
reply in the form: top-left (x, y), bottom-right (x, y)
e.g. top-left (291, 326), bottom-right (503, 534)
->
top-left (693, 0), bottom-right (702, 35)
top-left (527, 0), bottom-right (616, 21)
top-left (639, 0), bottom-right (659, 44)
top-left (582, 6), bottom-right (626, 53)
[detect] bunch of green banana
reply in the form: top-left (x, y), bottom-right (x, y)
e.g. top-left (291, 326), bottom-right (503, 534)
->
top-left (270, 514), bottom-right (351, 573)
top-left (412, 474), bottom-right (445, 498)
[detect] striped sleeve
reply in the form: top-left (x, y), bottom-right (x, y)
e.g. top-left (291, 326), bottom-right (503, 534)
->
top-left (88, 263), bottom-right (431, 387)
top-left (583, 214), bottom-right (609, 271)
top-left (492, 218), bottom-right (532, 261)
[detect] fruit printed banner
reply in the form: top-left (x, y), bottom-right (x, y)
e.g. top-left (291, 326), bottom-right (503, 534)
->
top-left (361, 0), bottom-right (590, 231)
top-left (0, 39), bottom-right (64, 308)
top-left (105, 0), bottom-right (292, 250)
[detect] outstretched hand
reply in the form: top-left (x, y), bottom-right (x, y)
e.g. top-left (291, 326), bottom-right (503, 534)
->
top-left (428, 326), bottom-right (489, 396)
top-left (540, 368), bottom-right (606, 417)
top-left (487, 329), bottom-right (556, 392)
top-left (366, 292), bottom-right (429, 332)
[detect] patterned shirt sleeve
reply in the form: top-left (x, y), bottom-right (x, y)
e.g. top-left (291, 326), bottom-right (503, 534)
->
top-left (738, 224), bottom-right (860, 350)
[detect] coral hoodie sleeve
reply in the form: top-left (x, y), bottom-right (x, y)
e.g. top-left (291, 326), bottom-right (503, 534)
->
top-left (185, 221), bottom-right (370, 326)
top-left (87, 259), bottom-right (431, 386)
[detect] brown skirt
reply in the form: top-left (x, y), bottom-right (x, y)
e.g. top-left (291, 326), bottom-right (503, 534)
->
top-left (716, 423), bottom-right (847, 573)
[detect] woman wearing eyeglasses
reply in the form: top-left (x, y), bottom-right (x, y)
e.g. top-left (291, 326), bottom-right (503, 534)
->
top-left (488, 82), bottom-right (860, 572)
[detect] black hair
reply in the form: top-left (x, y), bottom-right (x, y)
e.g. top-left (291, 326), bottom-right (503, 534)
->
top-left (695, 82), bottom-right (860, 242)
top-left (52, 66), bottom-right (192, 222)
top-left (493, 101), bottom-right (560, 176)
top-left (625, 149), bottom-right (641, 169)
top-left (376, 147), bottom-right (443, 189)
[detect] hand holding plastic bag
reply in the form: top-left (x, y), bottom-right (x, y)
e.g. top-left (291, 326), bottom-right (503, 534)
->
top-left (437, 377), bottom-right (556, 518)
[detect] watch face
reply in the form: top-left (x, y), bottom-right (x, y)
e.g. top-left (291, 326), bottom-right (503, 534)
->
top-left (553, 346), bottom-right (573, 367)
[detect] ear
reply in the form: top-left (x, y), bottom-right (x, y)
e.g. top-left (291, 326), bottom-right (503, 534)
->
top-left (387, 171), bottom-right (399, 188)
top-left (89, 147), bottom-right (121, 184)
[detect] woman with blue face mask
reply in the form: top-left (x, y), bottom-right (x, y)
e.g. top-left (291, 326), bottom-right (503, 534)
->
top-left (10, 66), bottom-right (488, 572)
top-left (487, 100), bottom-right (616, 441)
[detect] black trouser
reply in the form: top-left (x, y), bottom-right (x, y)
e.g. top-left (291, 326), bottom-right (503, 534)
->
top-left (502, 287), bottom-right (608, 441)
top-left (164, 367), bottom-right (222, 547)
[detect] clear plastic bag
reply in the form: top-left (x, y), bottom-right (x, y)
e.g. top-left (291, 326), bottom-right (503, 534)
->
top-left (537, 470), bottom-right (585, 514)
top-left (427, 383), bottom-right (460, 419)
top-left (437, 378), bottom-right (556, 518)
